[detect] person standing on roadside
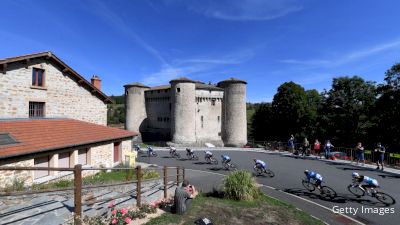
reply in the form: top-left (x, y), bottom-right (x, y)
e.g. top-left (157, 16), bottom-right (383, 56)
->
top-left (314, 139), bottom-right (321, 159)
top-left (374, 143), bottom-right (386, 170)
top-left (302, 137), bottom-right (310, 156)
top-left (288, 134), bottom-right (295, 153)
top-left (354, 142), bottom-right (365, 166)
top-left (324, 140), bottom-right (334, 159)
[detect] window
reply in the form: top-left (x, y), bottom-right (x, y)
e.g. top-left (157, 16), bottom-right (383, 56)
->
top-left (78, 149), bottom-right (88, 165)
top-left (29, 102), bottom-right (45, 118)
top-left (177, 88), bottom-right (180, 93)
top-left (211, 99), bottom-right (216, 106)
top-left (0, 133), bottom-right (19, 146)
top-left (34, 156), bottom-right (49, 179)
top-left (114, 142), bottom-right (121, 163)
top-left (32, 68), bottom-right (45, 87)
top-left (59, 152), bottom-right (70, 168)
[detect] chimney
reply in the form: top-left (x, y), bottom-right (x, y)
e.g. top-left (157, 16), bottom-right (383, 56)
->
top-left (91, 75), bottom-right (101, 90)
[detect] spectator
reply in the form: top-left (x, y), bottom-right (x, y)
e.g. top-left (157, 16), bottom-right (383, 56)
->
top-left (374, 143), bottom-right (386, 170)
top-left (288, 134), bottom-right (295, 153)
top-left (313, 139), bottom-right (321, 159)
top-left (355, 142), bottom-right (365, 166)
top-left (302, 138), bottom-right (310, 156)
top-left (174, 180), bottom-right (198, 215)
top-left (324, 140), bottom-right (334, 159)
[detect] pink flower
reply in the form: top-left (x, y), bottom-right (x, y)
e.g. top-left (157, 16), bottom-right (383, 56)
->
top-left (124, 217), bottom-right (132, 224)
top-left (111, 218), bottom-right (117, 224)
top-left (112, 209), bottom-right (117, 215)
top-left (108, 201), bottom-right (115, 208)
top-left (121, 208), bottom-right (128, 215)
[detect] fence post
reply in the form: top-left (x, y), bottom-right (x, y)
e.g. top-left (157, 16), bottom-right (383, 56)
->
top-left (163, 166), bottom-right (167, 199)
top-left (74, 164), bottom-right (82, 225)
top-left (176, 167), bottom-right (180, 186)
top-left (182, 167), bottom-right (185, 181)
top-left (136, 166), bottom-right (142, 207)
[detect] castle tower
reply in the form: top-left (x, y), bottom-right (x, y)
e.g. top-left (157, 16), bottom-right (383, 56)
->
top-left (170, 77), bottom-right (196, 145)
top-left (124, 82), bottom-right (150, 140)
top-left (218, 78), bottom-right (247, 147)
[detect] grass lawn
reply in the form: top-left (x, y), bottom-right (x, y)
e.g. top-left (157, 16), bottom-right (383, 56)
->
top-left (145, 194), bottom-right (324, 225)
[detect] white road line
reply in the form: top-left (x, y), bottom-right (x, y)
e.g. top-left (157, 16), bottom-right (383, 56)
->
top-left (185, 168), bottom-right (366, 225)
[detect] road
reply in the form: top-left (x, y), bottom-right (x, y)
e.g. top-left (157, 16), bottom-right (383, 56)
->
top-left (137, 149), bottom-right (400, 225)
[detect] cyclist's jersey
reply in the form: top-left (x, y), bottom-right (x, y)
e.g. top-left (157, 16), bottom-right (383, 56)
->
top-left (147, 146), bottom-right (153, 152)
top-left (358, 176), bottom-right (379, 186)
top-left (170, 147), bottom-right (176, 152)
top-left (255, 160), bottom-right (266, 168)
top-left (222, 155), bottom-right (230, 161)
top-left (205, 151), bottom-right (212, 157)
top-left (307, 171), bottom-right (322, 183)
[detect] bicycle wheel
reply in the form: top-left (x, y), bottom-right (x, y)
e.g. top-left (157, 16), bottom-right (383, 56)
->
top-left (229, 163), bottom-right (237, 170)
top-left (192, 154), bottom-right (199, 160)
top-left (302, 179), bottom-right (315, 192)
top-left (152, 152), bottom-right (158, 157)
top-left (347, 185), bottom-right (365, 197)
top-left (211, 158), bottom-right (218, 165)
top-left (222, 162), bottom-right (229, 170)
top-left (254, 167), bottom-right (263, 176)
top-left (265, 169), bottom-right (275, 177)
top-left (175, 153), bottom-right (181, 159)
top-left (375, 192), bottom-right (396, 205)
top-left (321, 186), bottom-right (337, 199)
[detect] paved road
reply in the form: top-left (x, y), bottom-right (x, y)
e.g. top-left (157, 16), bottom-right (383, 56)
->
top-left (137, 149), bottom-right (400, 225)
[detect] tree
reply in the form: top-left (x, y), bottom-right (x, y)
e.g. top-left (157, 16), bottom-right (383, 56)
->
top-left (271, 82), bottom-right (309, 140)
top-left (384, 63), bottom-right (400, 90)
top-left (250, 103), bottom-right (273, 140)
top-left (319, 76), bottom-right (376, 146)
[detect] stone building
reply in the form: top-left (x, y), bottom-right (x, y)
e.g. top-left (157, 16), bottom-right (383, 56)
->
top-left (125, 77), bottom-right (247, 147)
top-left (0, 52), bottom-right (137, 187)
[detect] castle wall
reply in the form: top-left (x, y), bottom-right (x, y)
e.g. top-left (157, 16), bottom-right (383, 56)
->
top-left (125, 86), bottom-right (148, 134)
top-left (195, 90), bottom-right (224, 145)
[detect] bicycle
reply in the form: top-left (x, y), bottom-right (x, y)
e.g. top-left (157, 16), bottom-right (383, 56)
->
top-left (302, 178), bottom-right (337, 199)
top-left (205, 156), bottom-right (218, 164)
top-left (253, 165), bottom-right (275, 177)
top-left (222, 160), bottom-right (236, 170)
top-left (347, 182), bottom-right (396, 205)
top-left (147, 146), bottom-right (158, 157)
top-left (187, 152), bottom-right (199, 160)
top-left (169, 150), bottom-right (181, 159)
top-left (134, 144), bottom-right (145, 155)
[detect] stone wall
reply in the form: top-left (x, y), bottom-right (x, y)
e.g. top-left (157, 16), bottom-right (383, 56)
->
top-left (0, 59), bottom-right (107, 125)
top-left (0, 140), bottom-right (132, 188)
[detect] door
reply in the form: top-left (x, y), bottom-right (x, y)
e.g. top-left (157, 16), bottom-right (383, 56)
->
top-left (34, 156), bottom-right (49, 179)
top-left (114, 142), bottom-right (121, 163)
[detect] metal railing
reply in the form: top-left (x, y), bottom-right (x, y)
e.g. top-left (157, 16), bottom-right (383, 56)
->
top-left (0, 165), bottom-right (185, 225)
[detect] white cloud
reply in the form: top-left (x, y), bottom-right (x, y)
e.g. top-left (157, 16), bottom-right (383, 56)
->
top-left (167, 0), bottom-right (303, 21)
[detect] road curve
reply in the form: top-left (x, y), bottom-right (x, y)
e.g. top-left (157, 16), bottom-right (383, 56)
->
top-left (137, 149), bottom-right (399, 225)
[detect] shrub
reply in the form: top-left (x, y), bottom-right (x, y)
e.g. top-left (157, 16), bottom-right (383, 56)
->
top-left (142, 170), bottom-right (160, 180)
top-left (223, 170), bottom-right (260, 201)
top-left (4, 177), bottom-right (25, 192)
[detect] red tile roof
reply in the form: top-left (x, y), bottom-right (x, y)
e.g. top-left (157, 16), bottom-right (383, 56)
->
top-left (0, 119), bottom-right (137, 159)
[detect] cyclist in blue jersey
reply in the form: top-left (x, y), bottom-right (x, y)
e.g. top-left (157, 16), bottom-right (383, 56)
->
top-left (304, 170), bottom-right (323, 190)
top-left (253, 158), bottom-right (267, 170)
top-left (352, 172), bottom-right (379, 195)
top-left (221, 155), bottom-right (231, 164)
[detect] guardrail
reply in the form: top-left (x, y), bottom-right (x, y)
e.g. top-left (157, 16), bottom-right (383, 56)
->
top-left (0, 165), bottom-right (185, 225)
top-left (260, 141), bottom-right (400, 168)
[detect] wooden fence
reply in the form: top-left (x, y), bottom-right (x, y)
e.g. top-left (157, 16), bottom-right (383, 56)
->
top-left (0, 165), bottom-right (185, 225)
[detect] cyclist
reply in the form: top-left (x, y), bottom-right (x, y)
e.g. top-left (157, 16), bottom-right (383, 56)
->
top-left (169, 146), bottom-right (177, 155)
top-left (221, 155), bottom-right (231, 164)
top-left (352, 172), bottom-right (379, 195)
top-left (134, 144), bottom-right (141, 151)
top-left (304, 170), bottom-right (323, 190)
top-left (204, 150), bottom-right (213, 161)
top-left (253, 158), bottom-right (267, 170)
top-left (147, 145), bottom-right (154, 155)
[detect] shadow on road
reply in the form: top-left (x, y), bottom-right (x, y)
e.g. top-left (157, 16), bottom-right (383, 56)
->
top-left (208, 167), bottom-right (226, 171)
top-left (193, 162), bottom-right (209, 165)
top-left (284, 188), bottom-right (391, 207)
top-left (336, 166), bottom-right (375, 172)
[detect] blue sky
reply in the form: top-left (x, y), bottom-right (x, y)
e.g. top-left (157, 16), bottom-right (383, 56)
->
top-left (1, 0), bottom-right (400, 102)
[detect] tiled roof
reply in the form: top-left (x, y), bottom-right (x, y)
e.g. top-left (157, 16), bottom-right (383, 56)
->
top-left (0, 119), bottom-right (137, 159)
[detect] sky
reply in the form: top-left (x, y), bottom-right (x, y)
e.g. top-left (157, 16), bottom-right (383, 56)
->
top-left (1, 0), bottom-right (400, 102)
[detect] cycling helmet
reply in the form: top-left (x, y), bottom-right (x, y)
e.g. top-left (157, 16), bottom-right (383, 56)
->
top-left (352, 172), bottom-right (359, 178)
top-left (304, 169), bottom-right (309, 174)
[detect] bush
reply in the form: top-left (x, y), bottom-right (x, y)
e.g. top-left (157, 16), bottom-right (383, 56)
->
top-left (3, 178), bottom-right (26, 192)
top-left (223, 170), bottom-right (260, 201)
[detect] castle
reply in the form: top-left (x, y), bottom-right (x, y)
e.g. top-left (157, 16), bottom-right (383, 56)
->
top-left (124, 77), bottom-right (247, 147)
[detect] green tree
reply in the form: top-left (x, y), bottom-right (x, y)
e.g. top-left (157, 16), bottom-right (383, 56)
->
top-left (250, 103), bottom-right (273, 140)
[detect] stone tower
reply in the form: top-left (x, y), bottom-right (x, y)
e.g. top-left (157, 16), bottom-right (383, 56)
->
top-left (124, 82), bottom-right (149, 140)
top-left (218, 78), bottom-right (247, 147)
top-left (170, 77), bottom-right (196, 145)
